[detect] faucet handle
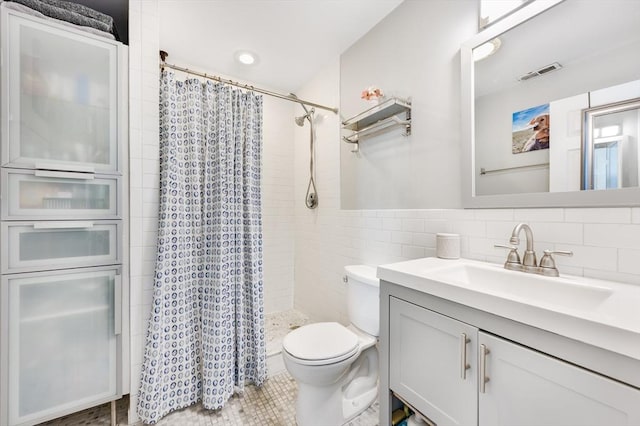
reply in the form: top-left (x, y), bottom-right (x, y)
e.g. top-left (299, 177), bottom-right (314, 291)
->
top-left (539, 249), bottom-right (573, 276)
top-left (494, 244), bottom-right (521, 266)
top-left (544, 249), bottom-right (573, 257)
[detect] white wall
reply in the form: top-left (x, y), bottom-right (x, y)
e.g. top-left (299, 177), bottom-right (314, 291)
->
top-left (128, 1), bottom-right (159, 422)
top-left (339, 0), bottom-right (478, 209)
top-left (128, 2), bottom-right (296, 421)
top-left (292, 2), bottom-right (640, 326)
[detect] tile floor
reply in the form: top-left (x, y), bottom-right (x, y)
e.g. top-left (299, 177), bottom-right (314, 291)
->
top-left (40, 310), bottom-right (378, 425)
top-left (40, 371), bottom-right (379, 426)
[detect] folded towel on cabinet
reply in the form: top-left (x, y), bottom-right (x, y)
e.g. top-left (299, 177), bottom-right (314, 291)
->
top-left (2, 1), bottom-right (115, 39)
top-left (6, 0), bottom-right (119, 40)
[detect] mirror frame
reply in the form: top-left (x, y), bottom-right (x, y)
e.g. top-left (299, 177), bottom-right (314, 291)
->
top-left (461, 0), bottom-right (640, 208)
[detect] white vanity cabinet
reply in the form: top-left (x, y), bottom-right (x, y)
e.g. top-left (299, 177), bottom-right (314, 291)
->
top-left (383, 292), bottom-right (640, 426)
top-left (0, 4), bottom-right (128, 426)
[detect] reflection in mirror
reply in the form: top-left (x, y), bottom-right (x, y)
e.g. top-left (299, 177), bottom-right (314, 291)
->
top-left (479, 0), bottom-right (530, 29)
top-left (583, 99), bottom-right (640, 191)
top-left (462, 0), bottom-right (640, 208)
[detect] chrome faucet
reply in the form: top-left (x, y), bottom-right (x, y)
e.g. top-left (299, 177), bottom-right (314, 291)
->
top-left (509, 223), bottom-right (537, 271)
top-left (495, 223), bottom-right (573, 277)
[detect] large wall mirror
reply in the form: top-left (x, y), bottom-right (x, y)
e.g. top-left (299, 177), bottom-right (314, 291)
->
top-left (461, 0), bottom-right (640, 208)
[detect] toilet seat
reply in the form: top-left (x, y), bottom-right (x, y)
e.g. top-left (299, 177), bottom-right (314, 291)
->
top-left (283, 322), bottom-right (360, 366)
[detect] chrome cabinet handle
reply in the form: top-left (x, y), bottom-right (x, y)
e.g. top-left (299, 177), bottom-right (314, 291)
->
top-left (480, 344), bottom-right (490, 393)
top-left (460, 333), bottom-right (470, 379)
top-left (35, 169), bottom-right (95, 180)
top-left (33, 221), bottom-right (94, 229)
top-left (35, 162), bottom-right (95, 174)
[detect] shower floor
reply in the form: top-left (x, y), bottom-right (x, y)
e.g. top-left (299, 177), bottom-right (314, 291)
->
top-left (265, 309), bottom-right (310, 375)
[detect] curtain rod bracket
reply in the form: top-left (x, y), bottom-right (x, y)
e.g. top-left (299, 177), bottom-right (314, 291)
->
top-left (159, 50), bottom-right (168, 72)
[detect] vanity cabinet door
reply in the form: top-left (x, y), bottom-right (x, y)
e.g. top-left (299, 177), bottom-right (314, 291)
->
top-left (1, 8), bottom-right (120, 173)
top-left (479, 332), bottom-right (640, 426)
top-left (389, 297), bottom-right (478, 426)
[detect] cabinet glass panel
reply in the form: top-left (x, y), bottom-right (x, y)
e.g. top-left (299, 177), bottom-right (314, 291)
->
top-left (3, 169), bottom-right (119, 219)
top-left (3, 11), bottom-right (118, 172)
top-left (6, 268), bottom-right (118, 425)
top-left (3, 221), bottom-right (120, 273)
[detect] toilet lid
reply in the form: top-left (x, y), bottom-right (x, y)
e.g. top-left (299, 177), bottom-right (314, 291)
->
top-left (283, 322), bottom-right (359, 362)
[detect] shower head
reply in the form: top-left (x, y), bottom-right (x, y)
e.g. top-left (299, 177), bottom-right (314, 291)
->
top-left (294, 107), bottom-right (315, 127)
top-left (295, 114), bottom-right (308, 127)
top-left (291, 92), bottom-right (313, 126)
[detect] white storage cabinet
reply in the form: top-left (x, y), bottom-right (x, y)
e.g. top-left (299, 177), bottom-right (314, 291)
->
top-left (0, 5), bottom-right (128, 426)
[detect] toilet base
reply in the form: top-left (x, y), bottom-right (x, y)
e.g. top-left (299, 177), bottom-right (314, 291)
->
top-left (294, 381), bottom-right (378, 426)
top-left (342, 383), bottom-right (377, 424)
top-left (291, 346), bottom-right (378, 426)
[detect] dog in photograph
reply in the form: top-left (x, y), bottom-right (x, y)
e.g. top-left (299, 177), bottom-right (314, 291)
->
top-left (522, 114), bottom-right (550, 152)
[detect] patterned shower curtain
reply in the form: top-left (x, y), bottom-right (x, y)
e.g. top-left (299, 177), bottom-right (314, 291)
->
top-left (137, 71), bottom-right (266, 424)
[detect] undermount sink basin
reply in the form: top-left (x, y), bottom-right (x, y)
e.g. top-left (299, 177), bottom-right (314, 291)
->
top-left (428, 261), bottom-right (613, 309)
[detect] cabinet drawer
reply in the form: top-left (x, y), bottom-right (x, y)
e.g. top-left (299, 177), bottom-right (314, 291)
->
top-left (2, 221), bottom-right (120, 273)
top-left (2, 266), bottom-right (121, 426)
top-left (1, 9), bottom-right (120, 173)
top-left (1, 169), bottom-right (120, 220)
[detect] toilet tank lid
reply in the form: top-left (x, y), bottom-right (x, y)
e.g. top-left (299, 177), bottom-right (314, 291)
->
top-left (344, 265), bottom-right (379, 288)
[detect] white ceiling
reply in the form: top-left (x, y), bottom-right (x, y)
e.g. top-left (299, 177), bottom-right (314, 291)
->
top-left (475, 0), bottom-right (640, 98)
top-left (158, 0), bottom-right (404, 93)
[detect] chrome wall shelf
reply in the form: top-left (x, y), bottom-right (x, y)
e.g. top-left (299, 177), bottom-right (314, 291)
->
top-left (342, 97), bottom-right (411, 150)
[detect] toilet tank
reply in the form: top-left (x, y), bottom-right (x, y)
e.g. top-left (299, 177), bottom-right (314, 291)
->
top-left (345, 265), bottom-right (380, 336)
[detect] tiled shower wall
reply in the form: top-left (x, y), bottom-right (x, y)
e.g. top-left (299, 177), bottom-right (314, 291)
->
top-left (128, 1), bottom-right (159, 423)
top-left (292, 58), bottom-right (640, 326)
top-left (128, 2), bottom-right (296, 422)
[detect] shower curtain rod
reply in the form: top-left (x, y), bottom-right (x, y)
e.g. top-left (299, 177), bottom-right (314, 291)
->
top-left (160, 50), bottom-right (338, 114)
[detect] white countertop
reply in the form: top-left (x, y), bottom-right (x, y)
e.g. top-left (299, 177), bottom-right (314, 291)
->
top-left (378, 257), bottom-right (640, 361)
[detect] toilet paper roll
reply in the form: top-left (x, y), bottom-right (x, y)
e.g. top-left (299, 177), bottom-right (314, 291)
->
top-left (436, 233), bottom-right (460, 259)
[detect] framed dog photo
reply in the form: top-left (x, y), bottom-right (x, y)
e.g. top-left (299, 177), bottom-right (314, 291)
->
top-left (512, 103), bottom-right (550, 154)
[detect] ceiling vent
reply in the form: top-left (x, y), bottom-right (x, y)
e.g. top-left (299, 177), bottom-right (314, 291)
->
top-left (518, 62), bottom-right (563, 81)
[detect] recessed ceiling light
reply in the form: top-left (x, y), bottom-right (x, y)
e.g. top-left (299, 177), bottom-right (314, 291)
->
top-left (473, 38), bottom-right (501, 61)
top-left (235, 50), bottom-right (258, 65)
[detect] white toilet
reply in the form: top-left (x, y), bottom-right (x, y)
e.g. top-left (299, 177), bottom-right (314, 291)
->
top-left (282, 265), bottom-right (379, 426)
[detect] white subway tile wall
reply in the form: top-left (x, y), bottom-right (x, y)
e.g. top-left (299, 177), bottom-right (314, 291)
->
top-left (128, 1), bottom-right (157, 423)
top-left (292, 58), bottom-right (640, 327)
